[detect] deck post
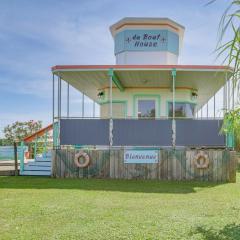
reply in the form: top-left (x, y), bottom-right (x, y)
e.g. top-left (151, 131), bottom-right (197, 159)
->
top-left (213, 93), bottom-right (216, 118)
top-left (67, 83), bottom-right (69, 117)
top-left (93, 101), bottom-right (95, 118)
top-left (57, 76), bottom-right (59, 120)
top-left (20, 141), bottom-right (25, 174)
top-left (59, 77), bottom-right (62, 118)
top-left (52, 73), bottom-right (55, 149)
top-left (232, 76), bottom-right (235, 110)
top-left (59, 77), bottom-right (62, 149)
top-left (52, 73), bottom-right (55, 126)
top-left (223, 75), bottom-right (227, 114)
top-left (171, 68), bottom-right (176, 148)
top-left (82, 93), bottom-right (85, 118)
top-left (58, 77), bottom-right (62, 121)
top-left (14, 142), bottom-right (18, 176)
top-left (228, 76), bottom-right (230, 111)
top-left (108, 69), bottom-right (114, 146)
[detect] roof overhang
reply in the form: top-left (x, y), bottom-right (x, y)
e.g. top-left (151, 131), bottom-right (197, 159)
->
top-left (109, 17), bottom-right (185, 37)
top-left (52, 65), bottom-right (232, 110)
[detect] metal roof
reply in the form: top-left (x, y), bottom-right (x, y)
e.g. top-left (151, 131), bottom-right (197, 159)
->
top-left (109, 17), bottom-right (185, 37)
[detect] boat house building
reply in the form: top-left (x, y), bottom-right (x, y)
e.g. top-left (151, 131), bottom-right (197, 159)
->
top-left (51, 18), bottom-right (236, 181)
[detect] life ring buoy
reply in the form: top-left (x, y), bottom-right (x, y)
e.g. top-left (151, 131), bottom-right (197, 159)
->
top-left (74, 151), bottom-right (90, 168)
top-left (194, 151), bottom-right (209, 169)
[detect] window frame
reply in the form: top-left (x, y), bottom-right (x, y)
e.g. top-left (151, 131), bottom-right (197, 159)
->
top-left (167, 101), bottom-right (196, 118)
top-left (133, 95), bottom-right (160, 119)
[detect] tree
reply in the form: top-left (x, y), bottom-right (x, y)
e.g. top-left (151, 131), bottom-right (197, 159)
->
top-left (0, 138), bottom-right (11, 146)
top-left (4, 120), bottom-right (42, 144)
top-left (214, 0), bottom-right (240, 85)
top-left (209, 1), bottom-right (240, 146)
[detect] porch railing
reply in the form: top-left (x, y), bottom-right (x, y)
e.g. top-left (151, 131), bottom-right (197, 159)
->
top-left (57, 118), bottom-right (227, 148)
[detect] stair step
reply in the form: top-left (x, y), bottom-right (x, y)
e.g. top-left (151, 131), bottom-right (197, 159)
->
top-left (20, 170), bottom-right (51, 176)
top-left (43, 152), bottom-right (52, 158)
top-left (28, 161), bottom-right (51, 167)
top-left (0, 170), bottom-right (17, 176)
top-left (21, 152), bottom-right (52, 176)
top-left (24, 165), bottom-right (51, 171)
top-left (35, 156), bottom-right (52, 162)
top-left (0, 162), bottom-right (20, 166)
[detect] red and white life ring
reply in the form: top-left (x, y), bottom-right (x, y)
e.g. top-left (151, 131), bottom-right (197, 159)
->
top-left (74, 151), bottom-right (90, 168)
top-left (194, 151), bottom-right (209, 169)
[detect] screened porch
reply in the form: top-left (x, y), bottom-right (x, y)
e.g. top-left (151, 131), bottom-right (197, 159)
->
top-left (51, 65), bottom-right (234, 148)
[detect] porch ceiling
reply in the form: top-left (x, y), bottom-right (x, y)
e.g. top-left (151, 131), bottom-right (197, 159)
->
top-left (52, 65), bottom-right (232, 109)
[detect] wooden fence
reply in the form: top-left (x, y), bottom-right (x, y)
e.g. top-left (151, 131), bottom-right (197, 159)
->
top-left (52, 148), bottom-right (237, 182)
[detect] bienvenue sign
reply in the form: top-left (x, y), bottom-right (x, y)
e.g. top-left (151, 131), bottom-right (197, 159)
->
top-left (124, 150), bottom-right (159, 164)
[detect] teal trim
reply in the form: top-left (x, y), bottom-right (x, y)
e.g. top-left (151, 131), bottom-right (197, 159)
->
top-left (108, 68), bottom-right (114, 76)
top-left (74, 145), bottom-right (83, 149)
top-left (99, 100), bottom-right (128, 118)
top-left (133, 94), bottom-right (161, 118)
top-left (166, 101), bottom-right (197, 118)
top-left (108, 68), bottom-right (125, 92)
top-left (20, 141), bottom-right (25, 173)
top-left (171, 68), bottom-right (177, 77)
top-left (112, 73), bottom-right (125, 92)
top-left (53, 122), bottom-right (59, 148)
top-left (129, 147), bottom-right (160, 150)
top-left (226, 132), bottom-right (235, 148)
top-left (171, 68), bottom-right (176, 91)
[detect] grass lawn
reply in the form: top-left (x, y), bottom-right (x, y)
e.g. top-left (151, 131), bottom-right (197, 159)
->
top-left (0, 175), bottom-right (240, 240)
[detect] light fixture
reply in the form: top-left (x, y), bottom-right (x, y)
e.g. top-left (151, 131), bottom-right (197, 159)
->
top-left (97, 91), bottom-right (105, 100)
top-left (191, 90), bottom-right (198, 100)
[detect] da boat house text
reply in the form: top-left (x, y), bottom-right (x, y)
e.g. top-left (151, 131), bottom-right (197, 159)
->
top-left (125, 33), bottom-right (167, 48)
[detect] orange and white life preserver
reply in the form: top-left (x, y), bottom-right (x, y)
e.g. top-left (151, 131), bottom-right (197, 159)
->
top-left (194, 151), bottom-right (209, 169)
top-left (74, 151), bottom-right (90, 168)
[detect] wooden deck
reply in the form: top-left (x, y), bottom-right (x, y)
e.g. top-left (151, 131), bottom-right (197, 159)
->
top-left (0, 160), bottom-right (19, 176)
top-left (52, 148), bottom-right (237, 182)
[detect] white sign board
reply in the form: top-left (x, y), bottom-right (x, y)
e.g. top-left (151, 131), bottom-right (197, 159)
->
top-left (124, 150), bottom-right (159, 164)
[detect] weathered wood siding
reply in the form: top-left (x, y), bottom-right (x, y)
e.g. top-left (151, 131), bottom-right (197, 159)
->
top-left (52, 149), bottom-right (110, 179)
top-left (52, 149), bottom-right (236, 182)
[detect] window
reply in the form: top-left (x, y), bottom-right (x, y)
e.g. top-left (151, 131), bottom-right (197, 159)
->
top-left (168, 102), bottom-right (195, 118)
top-left (138, 100), bottom-right (156, 118)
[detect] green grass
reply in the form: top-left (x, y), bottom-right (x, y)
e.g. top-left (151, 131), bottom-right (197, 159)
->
top-left (0, 175), bottom-right (240, 240)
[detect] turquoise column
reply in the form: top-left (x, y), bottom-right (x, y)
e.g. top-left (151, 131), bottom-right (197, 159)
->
top-left (225, 116), bottom-right (235, 149)
top-left (171, 68), bottom-right (177, 148)
top-left (227, 132), bottom-right (235, 149)
top-left (20, 141), bottom-right (25, 173)
top-left (53, 122), bottom-right (59, 148)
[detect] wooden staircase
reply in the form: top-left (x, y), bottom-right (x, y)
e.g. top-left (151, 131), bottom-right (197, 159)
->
top-left (20, 152), bottom-right (52, 176)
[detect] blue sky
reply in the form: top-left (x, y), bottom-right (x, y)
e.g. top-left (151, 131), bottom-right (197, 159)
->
top-left (0, 0), bottom-right (229, 135)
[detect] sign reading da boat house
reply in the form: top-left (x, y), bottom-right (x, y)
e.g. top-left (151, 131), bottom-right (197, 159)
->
top-left (126, 32), bottom-right (166, 47)
top-left (114, 29), bottom-right (179, 54)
